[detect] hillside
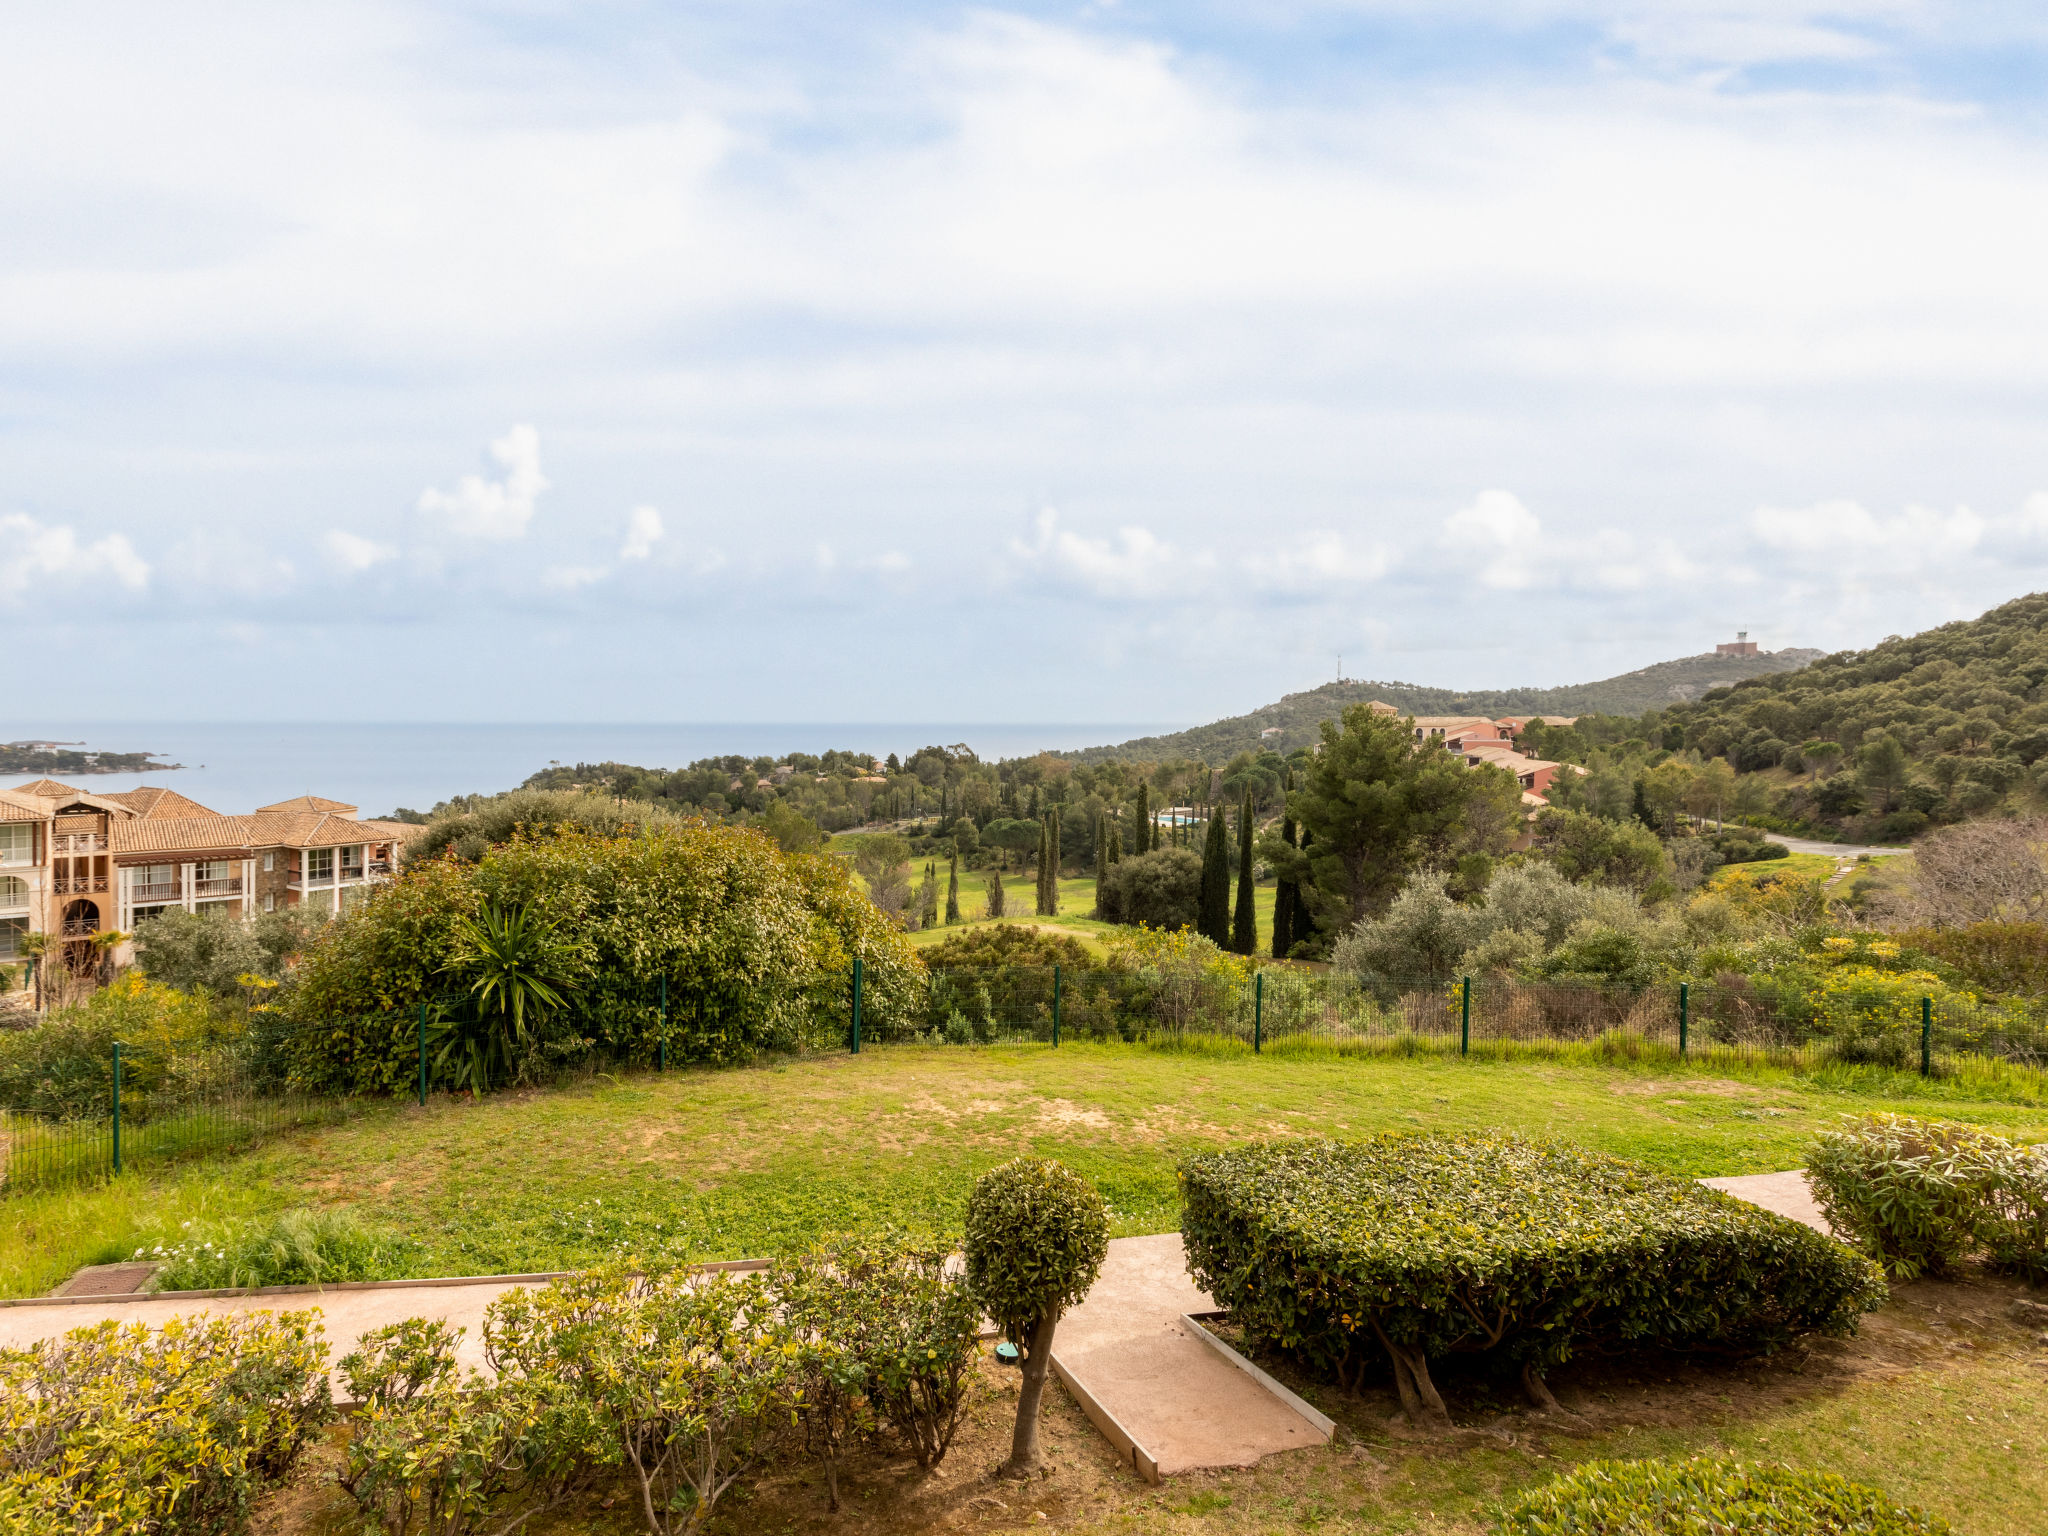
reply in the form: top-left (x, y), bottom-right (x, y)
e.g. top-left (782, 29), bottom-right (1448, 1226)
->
top-left (1665, 593), bottom-right (2048, 776)
top-left (1061, 647), bottom-right (1819, 764)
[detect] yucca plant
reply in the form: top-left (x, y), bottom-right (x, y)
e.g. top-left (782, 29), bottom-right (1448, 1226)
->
top-left (437, 901), bottom-right (579, 1091)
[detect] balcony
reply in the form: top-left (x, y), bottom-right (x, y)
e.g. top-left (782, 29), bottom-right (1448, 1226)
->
top-left (61, 919), bottom-right (98, 938)
top-left (131, 881), bottom-right (179, 903)
top-left (194, 877), bottom-right (243, 898)
top-left (52, 875), bottom-right (109, 895)
top-left (53, 834), bottom-right (106, 854)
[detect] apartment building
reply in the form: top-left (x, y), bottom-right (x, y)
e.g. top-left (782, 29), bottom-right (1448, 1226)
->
top-left (1365, 706), bottom-right (1583, 807)
top-left (0, 780), bottom-right (414, 977)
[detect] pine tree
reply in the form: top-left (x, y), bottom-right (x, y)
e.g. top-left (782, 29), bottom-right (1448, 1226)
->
top-left (1133, 783), bottom-right (1151, 854)
top-left (1231, 787), bottom-right (1256, 955)
top-left (986, 870), bottom-right (1006, 919)
top-left (945, 854), bottom-right (961, 924)
top-left (1271, 810), bottom-right (1297, 959)
top-left (1198, 806), bottom-right (1230, 944)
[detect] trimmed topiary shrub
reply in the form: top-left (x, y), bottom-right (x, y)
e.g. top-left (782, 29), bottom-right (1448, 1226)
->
top-left (1180, 1135), bottom-right (1884, 1425)
top-left (1495, 1457), bottom-right (1951, 1535)
top-left (920, 925), bottom-right (1092, 970)
top-left (1808, 1113), bottom-right (2048, 1282)
top-left (964, 1157), bottom-right (1110, 1475)
top-left (0, 1311), bottom-right (331, 1534)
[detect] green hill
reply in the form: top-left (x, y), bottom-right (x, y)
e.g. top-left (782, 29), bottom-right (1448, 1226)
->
top-left (1061, 647), bottom-right (1819, 764)
top-left (1664, 593), bottom-right (2048, 779)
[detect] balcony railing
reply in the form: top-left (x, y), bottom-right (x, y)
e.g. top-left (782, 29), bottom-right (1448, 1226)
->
top-left (53, 834), bottom-right (106, 854)
top-left (52, 875), bottom-right (109, 895)
top-left (131, 881), bottom-right (179, 902)
top-left (194, 878), bottom-right (243, 898)
top-left (61, 920), bottom-right (98, 938)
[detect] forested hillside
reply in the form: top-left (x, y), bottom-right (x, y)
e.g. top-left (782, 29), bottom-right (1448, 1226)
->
top-left (1061, 647), bottom-right (1819, 764)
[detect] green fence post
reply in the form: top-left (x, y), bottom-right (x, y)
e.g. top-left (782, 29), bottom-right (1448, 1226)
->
top-left (1254, 971), bottom-right (1264, 1054)
top-left (1921, 995), bottom-right (1932, 1077)
top-left (111, 1041), bottom-right (123, 1176)
top-left (1052, 965), bottom-right (1062, 1047)
top-left (1460, 976), bottom-right (1471, 1057)
top-left (851, 957), bottom-right (863, 1055)
top-left (659, 975), bottom-right (668, 1072)
top-left (1679, 981), bottom-right (1689, 1057)
top-left (417, 1002), bottom-right (427, 1106)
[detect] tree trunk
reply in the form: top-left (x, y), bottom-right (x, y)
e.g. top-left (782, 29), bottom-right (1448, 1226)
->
top-left (1005, 1309), bottom-right (1061, 1476)
top-left (1521, 1360), bottom-right (1563, 1415)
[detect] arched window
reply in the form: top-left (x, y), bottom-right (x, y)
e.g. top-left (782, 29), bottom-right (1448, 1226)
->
top-left (0, 876), bottom-right (26, 913)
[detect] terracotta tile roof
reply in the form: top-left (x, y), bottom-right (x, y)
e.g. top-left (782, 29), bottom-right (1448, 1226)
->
top-left (353, 819), bottom-right (422, 841)
top-left (106, 787), bottom-right (221, 820)
top-left (244, 811), bottom-right (390, 849)
top-left (110, 816), bottom-right (257, 856)
top-left (255, 795), bottom-right (359, 816)
top-left (11, 779), bottom-right (81, 796)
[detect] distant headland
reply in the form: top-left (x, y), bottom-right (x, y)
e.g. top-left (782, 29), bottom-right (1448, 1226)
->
top-left (0, 741), bottom-right (186, 776)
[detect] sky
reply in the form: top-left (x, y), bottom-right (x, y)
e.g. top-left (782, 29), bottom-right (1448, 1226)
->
top-left (5, 1), bottom-right (2048, 725)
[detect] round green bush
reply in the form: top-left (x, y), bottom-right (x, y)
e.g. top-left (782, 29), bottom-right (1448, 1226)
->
top-left (963, 1157), bottom-right (1110, 1330)
top-left (1496, 1457), bottom-right (1952, 1535)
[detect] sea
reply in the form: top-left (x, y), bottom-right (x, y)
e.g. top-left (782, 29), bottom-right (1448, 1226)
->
top-left (2, 723), bottom-right (1183, 820)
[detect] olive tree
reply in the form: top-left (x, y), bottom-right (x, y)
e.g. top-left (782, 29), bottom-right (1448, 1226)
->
top-left (963, 1157), bottom-right (1109, 1477)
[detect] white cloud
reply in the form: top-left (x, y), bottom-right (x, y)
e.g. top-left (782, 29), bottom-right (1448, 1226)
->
top-left (1440, 490), bottom-right (1545, 590)
top-left (1010, 507), bottom-right (1189, 599)
top-left (542, 564), bottom-right (608, 592)
top-left (417, 425), bottom-right (548, 540)
top-left (620, 504), bottom-right (663, 561)
top-left (0, 513), bottom-right (147, 597)
top-left (323, 529), bottom-right (397, 574)
top-left (1246, 532), bottom-right (1390, 595)
top-left (1748, 500), bottom-right (1986, 567)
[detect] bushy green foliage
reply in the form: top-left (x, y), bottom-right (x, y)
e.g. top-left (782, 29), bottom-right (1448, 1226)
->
top-left (133, 906), bottom-right (312, 997)
top-left (1807, 1113), bottom-right (2048, 1281)
top-left (1897, 921), bottom-right (2048, 998)
top-left (920, 925), bottom-right (1091, 970)
top-left (279, 825), bottom-right (924, 1096)
top-left (145, 1207), bottom-right (422, 1291)
top-left (1097, 846), bottom-right (1202, 928)
top-left (1495, 1457), bottom-right (1951, 1535)
top-left (965, 1158), bottom-right (1110, 1332)
top-left (485, 1267), bottom-right (800, 1536)
top-left (0, 1311), bottom-right (330, 1535)
top-left (0, 972), bottom-right (237, 1118)
top-left (1180, 1136), bottom-right (1883, 1394)
top-left (403, 788), bottom-right (696, 866)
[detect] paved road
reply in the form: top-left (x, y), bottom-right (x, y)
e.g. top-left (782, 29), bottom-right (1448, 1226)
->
top-left (1771, 836), bottom-right (1909, 859)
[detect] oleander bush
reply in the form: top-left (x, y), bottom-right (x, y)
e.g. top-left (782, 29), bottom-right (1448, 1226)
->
top-left (1494, 1457), bottom-right (1952, 1535)
top-left (1808, 1113), bottom-right (2048, 1282)
top-left (1180, 1135), bottom-right (1884, 1424)
top-left (146, 1206), bottom-right (423, 1291)
top-left (0, 1311), bottom-right (330, 1535)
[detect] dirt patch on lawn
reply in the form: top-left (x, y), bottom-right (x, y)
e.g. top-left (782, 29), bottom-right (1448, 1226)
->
top-left (1606, 1078), bottom-right (1759, 1099)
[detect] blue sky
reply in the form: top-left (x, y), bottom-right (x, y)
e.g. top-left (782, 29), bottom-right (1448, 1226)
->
top-left (5, 1), bottom-right (2048, 724)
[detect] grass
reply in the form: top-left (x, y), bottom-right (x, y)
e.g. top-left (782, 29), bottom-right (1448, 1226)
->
top-left (10, 1041), bottom-right (2048, 1299)
top-left (899, 870), bottom-right (1282, 958)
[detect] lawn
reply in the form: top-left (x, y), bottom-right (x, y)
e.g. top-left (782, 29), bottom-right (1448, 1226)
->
top-left (11, 1041), bottom-right (2048, 1299)
top-left (13, 1043), bottom-right (2048, 1535)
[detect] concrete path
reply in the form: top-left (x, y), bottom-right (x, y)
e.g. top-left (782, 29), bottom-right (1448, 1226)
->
top-left (0, 1275), bottom-right (560, 1393)
top-left (1772, 837), bottom-right (1908, 860)
top-left (1049, 1234), bottom-right (1330, 1482)
top-left (1701, 1169), bottom-right (1834, 1235)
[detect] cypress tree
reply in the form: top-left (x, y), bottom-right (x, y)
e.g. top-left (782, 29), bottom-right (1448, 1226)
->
top-left (1047, 807), bottom-right (1061, 916)
top-left (1091, 813), bottom-right (1107, 918)
top-left (1271, 810), bottom-right (1297, 959)
top-left (945, 854), bottom-right (961, 924)
top-left (986, 869), bottom-right (1005, 919)
top-left (1231, 787), bottom-right (1256, 955)
top-left (1198, 806), bottom-right (1230, 944)
top-left (1291, 828), bottom-right (1317, 950)
top-left (1134, 783), bottom-right (1151, 854)
top-left (922, 861), bottom-right (939, 929)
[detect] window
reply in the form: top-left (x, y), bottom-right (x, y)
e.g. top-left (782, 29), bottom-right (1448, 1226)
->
top-left (0, 825), bottom-right (29, 865)
top-left (133, 864), bottom-right (178, 899)
top-left (262, 852), bottom-right (274, 872)
top-left (263, 894), bottom-right (274, 913)
top-left (195, 859), bottom-right (233, 883)
top-left (0, 916), bottom-right (23, 960)
top-left (305, 847), bottom-right (334, 882)
top-left (0, 876), bottom-right (24, 914)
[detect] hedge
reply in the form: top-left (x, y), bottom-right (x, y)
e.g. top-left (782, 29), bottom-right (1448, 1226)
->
top-left (1179, 1135), bottom-right (1884, 1423)
top-left (1495, 1457), bottom-right (1951, 1535)
top-left (0, 1311), bottom-right (330, 1534)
